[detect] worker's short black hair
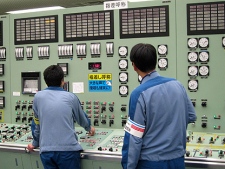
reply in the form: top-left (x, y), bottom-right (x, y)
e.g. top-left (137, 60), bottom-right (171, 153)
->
top-left (130, 43), bottom-right (157, 72)
top-left (43, 65), bottom-right (64, 87)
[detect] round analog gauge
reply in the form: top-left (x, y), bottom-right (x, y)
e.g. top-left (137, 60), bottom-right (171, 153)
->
top-left (188, 66), bottom-right (198, 76)
top-left (158, 44), bottom-right (168, 55)
top-left (119, 59), bottom-right (128, 69)
top-left (119, 72), bottom-right (128, 82)
top-left (158, 58), bottom-right (168, 69)
top-left (188, 80), bottom-right (198, 90)
top-left (187, 38), bottom-right (198, 48)
top-left (222, 37), bottom-right (225, 47)
top-left (199, 66), bottom-right (209, 76)
top-left (199, 51), bottom-right (209, 62)
top-left (118, 46), bottom-right (128, 56)
top-left (199, 37), bottom-right (209, 48)
top-left (119, 85), bottom-right (128, 95)
top-left (188, 52), bottom-right (198, 62)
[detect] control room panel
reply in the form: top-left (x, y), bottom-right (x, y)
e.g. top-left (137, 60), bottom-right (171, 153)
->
top-left (0, 0), bottom-right (225, 168)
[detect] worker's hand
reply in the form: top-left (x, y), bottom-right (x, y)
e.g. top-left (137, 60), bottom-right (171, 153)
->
top-left (27, 144), bottom-right (35, 152)
top-left (89, 126), bottom-right (95, 136)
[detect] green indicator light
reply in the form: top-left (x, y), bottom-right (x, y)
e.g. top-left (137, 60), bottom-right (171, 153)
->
top-left (214, 125), bottom-right (216, 128)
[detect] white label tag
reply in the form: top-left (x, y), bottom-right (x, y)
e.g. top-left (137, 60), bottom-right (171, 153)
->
top-left (124, 118), bottom-right (145, 138)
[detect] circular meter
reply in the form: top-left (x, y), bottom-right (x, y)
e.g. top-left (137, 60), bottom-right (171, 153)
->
top-left (188, 80), bottom-right (198, 90)
top-left (199, 51), bottom-right (209, 62)
top-left (118, 46), bottom-right (128, 56)
top-left (119, 72), bottom-right (128, 82)
top-left (187, 38), bottom-right (198, 48)
top-left (158, 58), bottom-right (168, 69)
top-left (199, 65), bottom-right (209, 76)
top-left (188, 66), bottom-right (198, 76)
top-left (119, 85), bottom-right (128, 96)
top-left (188, 52), bottom-right (198, 62)
top-left (222, 37), bottom-right (225, 47)
top-left (199, 37), bottom-right (209, 48)
top-left (118, 59), bottom-right (128, 69)
top-left (157, 44), bottom-right (168, 55)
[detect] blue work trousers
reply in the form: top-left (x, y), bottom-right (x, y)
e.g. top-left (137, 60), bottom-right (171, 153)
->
top-left (136, 156), bottom-right (185, 169)
top-left (40, 151), bottom-right (81, 169)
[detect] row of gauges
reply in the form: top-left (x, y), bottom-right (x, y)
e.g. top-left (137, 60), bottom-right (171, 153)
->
top-left (118, 46), bottom-right (129, 97)
top-left (188, 51), bottom-right (209, 63)
top-left (119, 45), bottom-right (168, 56)
top-left (188, 37), bottom-right (225, 49)
top-left (188, 37), bottom-right (209, 49)
top-left (188, 65), bottom-right (209, 77)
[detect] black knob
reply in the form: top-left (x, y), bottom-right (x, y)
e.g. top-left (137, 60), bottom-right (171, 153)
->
top-left (15, 105), bottom-right (20, 110)
top-left (101, 120), bottom-right (106, 124)
top-left (122, 120), bottom-right (126, 127)
top-left (201, 123), bottom-right (207, 128)
top-left (94, 119), bottom-right (99, 126)
top-left (98, 147), bottom-right (102, 151)
top-left (121, 107), bottom-right (126, 112)
top-left (109, 147), bottom-right (113, 152)
top-left (201, 102), bottom-right (207, 107)
top-left (109, 120), bottom-right (114, 127)
top-left (101, 107), bottom-right (106, 113)
top-left (186, 136), bottom-right (190, 142)
top-left (186, 151), bottom-right (190, 157)
top-left (109, 107), bottom-right (114, 112)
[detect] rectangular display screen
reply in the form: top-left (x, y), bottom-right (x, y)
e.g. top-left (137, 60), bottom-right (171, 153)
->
top-left (23, 79), bottom-right (38, 94)
top-left (88, 62), bottom-right (102, 70)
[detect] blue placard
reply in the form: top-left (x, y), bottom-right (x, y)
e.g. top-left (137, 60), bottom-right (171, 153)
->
top-left (89, 80), bottom-right (112, 92)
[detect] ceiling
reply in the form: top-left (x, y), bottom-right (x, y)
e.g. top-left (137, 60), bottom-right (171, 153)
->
top-left (0, 0), bottom-right (109, 15)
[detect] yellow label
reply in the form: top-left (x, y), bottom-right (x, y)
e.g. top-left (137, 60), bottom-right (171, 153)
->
top-left (89, 74), bottom-right (112, 80)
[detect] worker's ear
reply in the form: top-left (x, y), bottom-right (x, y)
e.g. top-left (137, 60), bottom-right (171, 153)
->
top-left (132, 62), bottom-right (138, 72)
top-left (61, 79), bottom-right (64, 87)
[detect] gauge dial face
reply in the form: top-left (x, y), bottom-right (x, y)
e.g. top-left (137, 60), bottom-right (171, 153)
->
top-left (118, 59), bottom-right (128, 69)
top-left (199, 37), bottom-right (209, 48)
top-left (222, 37), bottom-right (225, 47)
top-left (188, 80), bottom-right (198, 90)
top-left (158, 45), bottom-right (168, 55)
top-left (188, 52), bottom-right (198, 62)
top-left (188, 66), bottom-right (198, 76)
top-left (199, 51), bottom-right (209, 62)
top-left (119, 72), bottom-right (128, 82)
top-left (118, 46), bottom-right (128, 56)
top-left (199, 66), bottom-right (209, 76)
top-left (158, 58), bottom-right (168, 69)
top-left (188, 38), bottom-right (198, 48)
top-left (119, 85), bottom-right (128, 95)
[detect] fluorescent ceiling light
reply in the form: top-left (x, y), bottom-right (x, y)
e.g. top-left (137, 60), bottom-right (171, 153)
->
top-left (129, 0), bottom-right (151, 1)
top-left (6, 6), bottom-right (64, 14)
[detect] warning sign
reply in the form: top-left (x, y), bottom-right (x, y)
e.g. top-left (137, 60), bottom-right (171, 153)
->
top-left (88, 74), bottom-right (112, 92)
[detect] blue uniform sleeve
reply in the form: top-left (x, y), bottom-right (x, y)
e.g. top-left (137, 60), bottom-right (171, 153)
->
top-left (181, 85), bottom-right (197, 123)
top-left (122, 92), bottom-right (145, 169)
top-left (187, 95), bottom-right (197, 123)
top-left (31, 97), bottom-right (40, 147)
top-left (72, 95), bottom-right (91, 132)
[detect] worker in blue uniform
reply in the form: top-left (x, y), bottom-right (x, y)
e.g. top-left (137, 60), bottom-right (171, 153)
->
top-left (27, 65), bottom-right (95, 169)
top-left (121, 43), bottom-right (196, 169)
